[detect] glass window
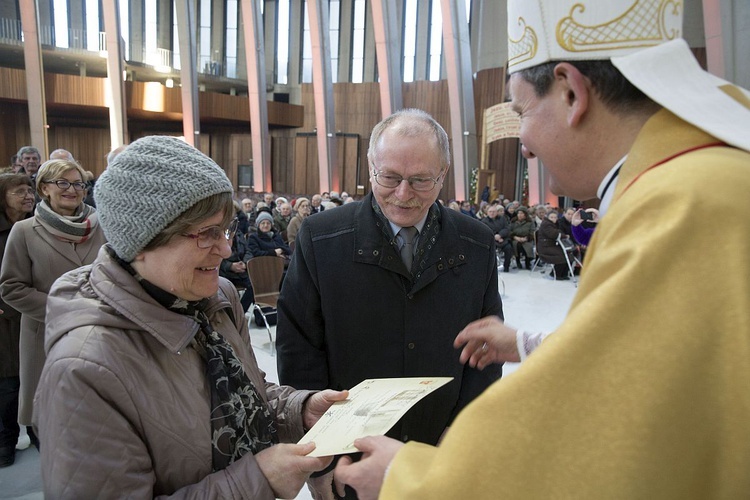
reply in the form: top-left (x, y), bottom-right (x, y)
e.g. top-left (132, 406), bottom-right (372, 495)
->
top-left (428, 0), bottom-right (442, 81)
top-left (351, 0), bottom-right (365, 83)
top-left (226, 0), bottom-right (238, 78)
top-left (277, 0), bottom-right (290, 84)
top-left (172, 1), bottom-right (180, 70)
top-left (120, 0), bottom-right (129, 59)
top-left (53, 0), bottom-right (69, 47)
top-left (145, 0), bottom-right (157, 66)
top-left (199, 0), bottom-right (211, 73)
top-left (402, 0), bottom-right (417, 82)
top-left (85, 0), bottom-right (99, 51)
top-left (302, 1), bottom-right (312, 83)
top-left (329, 0), bottom-right (340, 83)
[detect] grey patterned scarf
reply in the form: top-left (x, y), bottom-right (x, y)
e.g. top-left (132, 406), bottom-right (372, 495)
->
top-left (113, 249), bottom-right (278, 470)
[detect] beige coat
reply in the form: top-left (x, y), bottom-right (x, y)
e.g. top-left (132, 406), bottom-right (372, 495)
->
top-left (0, 215), bottom-right (106, 425)
top-left (35, 246), bottom-right (312, 498)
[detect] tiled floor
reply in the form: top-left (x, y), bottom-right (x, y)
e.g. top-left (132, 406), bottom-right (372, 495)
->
top-left (0, 266), bottom-right (576, 499)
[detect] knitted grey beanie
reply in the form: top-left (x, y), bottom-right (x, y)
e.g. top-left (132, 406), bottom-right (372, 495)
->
top-left (255, 211), bottom-right (274, 226)
top-left (95, 136), bottom-right (233, 261)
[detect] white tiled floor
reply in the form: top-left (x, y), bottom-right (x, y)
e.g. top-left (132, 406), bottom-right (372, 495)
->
top-left (0, 266), bottom-right (576, 500)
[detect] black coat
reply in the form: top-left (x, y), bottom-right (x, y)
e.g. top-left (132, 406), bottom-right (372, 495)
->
top-left (246, 230), bottom-right (291, 258)
top-left (277, 193), bottom-right (503, 446)
top-left (482, 215), bottom-right (512, 249)
top-left (536, 218), bottom-right (567, 265)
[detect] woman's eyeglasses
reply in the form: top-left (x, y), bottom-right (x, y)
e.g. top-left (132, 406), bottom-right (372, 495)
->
top-left (42, 180), bottom-right (87, 191)
top-left (182, 219), bottom-right (239, 249)
top-left (9, 188), bottom-right (35, 198)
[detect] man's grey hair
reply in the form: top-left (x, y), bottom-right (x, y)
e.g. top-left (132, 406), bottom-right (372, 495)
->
top-left (367, 108), bottom-right (451, 172)
top-left (16, 146), bottom-right (40, 160)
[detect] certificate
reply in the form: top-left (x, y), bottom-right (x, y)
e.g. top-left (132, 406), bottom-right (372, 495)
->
top-left (299, 377), bottom-right (453, 457)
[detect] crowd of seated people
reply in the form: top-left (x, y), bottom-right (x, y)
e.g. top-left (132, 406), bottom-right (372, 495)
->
top-left (437, 196), bottom-right (592, 278)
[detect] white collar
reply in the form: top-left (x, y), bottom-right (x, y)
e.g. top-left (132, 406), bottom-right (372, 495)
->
top-left (597, 155), bottom-right (627, 218)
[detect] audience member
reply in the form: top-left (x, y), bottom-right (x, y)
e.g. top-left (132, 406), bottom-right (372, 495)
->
top-left (32, 135), bottom-right (344, 497)
top-left (273, 202), bottom-right (292, 235)
top-left (571, 208), bottom-right (600, 246)
top-left (247, 211), bottom-right (291, 259)
top-left (482, 203), bottom-right (512, 272)
top-left (263, 192), bottom-right (276, 212)
top-left (10, 156), bottom-right (23, 174)
top-left (505, 203), bottom-right (516, 221)
top-left (277, 109), bottom-right (503, 499)
top-left (332, 1), bottom-right (750, 496)
top-left (0, 159), bottom-right (106, 450)
top-left (0, 174), bottom-right (34, 468)
top-left (532, 205), bottom-right (547, 229)
top-left (459, 200), bottom-right (475, 218)
top-left (535, 211), bottom-right (570, 280)
top-left (82, 170), bottom-right (96, 207)
top-left (310, 194), bottom-right (325, 214)
top-left (286, 196), bottom-right (310, 247)
top-left (558, 207), bottom-right (575, 237)
top-left (232, 200), bottom-right (250, 235)
top-left (16, 147), bottom-right (41, 180)
top-left (48, 148), bottom-right (74, 161)
top-left (510, 207), bottom-right (534, 269)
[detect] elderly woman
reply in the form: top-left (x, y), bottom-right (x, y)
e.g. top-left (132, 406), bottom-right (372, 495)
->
top-left (510, 207), bottom-right (534, 270)
top-left (285, 196), bottom-right (310, 247)
top-left (0, 160), bottom-right (106, 450)
top-left (0, 174), bottom-right (35, 467)
top-left (536, 211), bottom-right (571, 280)
top-left (34, 136), bottom-right (344, 498)
top-left (247, 211), bottom-right (291, 258)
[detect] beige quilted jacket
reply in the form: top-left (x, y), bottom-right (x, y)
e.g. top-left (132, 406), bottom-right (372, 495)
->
top-left (34, 246), bottom-right (313, 499)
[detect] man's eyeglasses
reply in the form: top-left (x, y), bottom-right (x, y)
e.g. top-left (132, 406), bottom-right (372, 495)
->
top-left (42, 180), bottom-right (87, 191)
top-left (372, 170), bottom-right (442, 192)
top-left (182, 219), bottom-right (239, 249)
top-left (9, 188), bottom-right (35, 198)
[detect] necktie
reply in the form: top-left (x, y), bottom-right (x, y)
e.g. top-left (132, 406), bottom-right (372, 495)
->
top-left (399, 226), bottom-right (418, 271)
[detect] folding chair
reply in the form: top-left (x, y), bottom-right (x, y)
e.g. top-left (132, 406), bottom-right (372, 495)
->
top-left (246, 256), bottom-right (286, 354)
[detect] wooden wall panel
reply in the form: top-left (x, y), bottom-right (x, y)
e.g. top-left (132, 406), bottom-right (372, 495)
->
top-left (0, 102), bottom-right (31, 168)
top-left (48, 126), bottom-right (111, 177)
top-left (0, 68), bottom-right (28, 101)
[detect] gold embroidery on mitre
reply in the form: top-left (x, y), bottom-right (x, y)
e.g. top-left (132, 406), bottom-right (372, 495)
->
top-left (556, 0), bottom-right (682, 53)
top-left (508, 17), bottom-right (538, 68)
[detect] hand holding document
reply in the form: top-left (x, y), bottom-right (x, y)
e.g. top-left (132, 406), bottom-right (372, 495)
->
top-left (299, 377), bottom-right (453, 457)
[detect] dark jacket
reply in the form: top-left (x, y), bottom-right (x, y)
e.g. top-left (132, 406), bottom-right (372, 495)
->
top-left (276, 193), bottom-right (503, 446)
top-left (247, 230), bottom-right (291, 258)
top-left (482, 215), bottom-right (512, 248)
top-left (219, 233), bottom-right (252, 286)
top-left (536, 218), bottom-right (567, 265)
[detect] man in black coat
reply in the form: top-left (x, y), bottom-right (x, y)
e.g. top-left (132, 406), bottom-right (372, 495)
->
top-left (482, 203), bottom-right (513, 272)
top-left (276, 109), bottom-right (503, 498)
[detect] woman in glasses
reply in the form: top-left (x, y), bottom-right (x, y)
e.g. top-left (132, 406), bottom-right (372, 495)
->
top-left (0, 174), bottom-right (36, 467)
top-left (33, 136), bottom-right (344, 498)
top-left (0, 160), bottom-right (106, 450)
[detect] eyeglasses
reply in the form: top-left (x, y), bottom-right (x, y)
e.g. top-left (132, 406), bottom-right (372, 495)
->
top-left (43, 180), bottom-right (87, 191)
top-left (182, 219), bottom-right (238, 249)
top-left (372, 170), bottom-right (442, 192)
top-left (9, 188), bottom-right (35, 198)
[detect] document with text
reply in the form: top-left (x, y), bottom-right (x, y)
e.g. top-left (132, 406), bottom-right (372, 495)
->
top-left (299, 377), bottom-right (453, 457)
